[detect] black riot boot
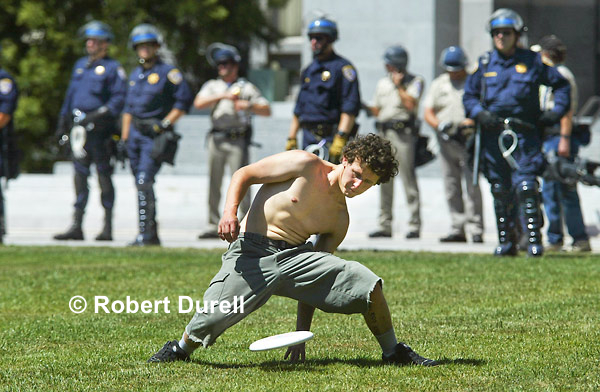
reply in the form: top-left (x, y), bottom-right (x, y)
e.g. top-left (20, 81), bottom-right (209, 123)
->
top-left (95, 208), bottom-right (113, 241)
top-left (129, 187), bottom-right (160, 246)
top-left (517, 180), bottom-right (544, 257)
top-left (491, 183), bottom-right (518, 257)
top-left (54, 209), bottom-right (84, 240)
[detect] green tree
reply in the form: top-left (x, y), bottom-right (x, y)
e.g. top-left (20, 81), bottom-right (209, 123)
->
top-left (0, 0), bottom-right (283, 172)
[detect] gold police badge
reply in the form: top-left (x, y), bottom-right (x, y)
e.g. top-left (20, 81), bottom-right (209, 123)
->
top-left (515, 63), bottom-right (527, 73)
top-left (304, 77), bottom-right (310, 83)
top-left (321, 70), bottom-right (331, 81)
top-left (147, 73), bottom-right (160, 84)
top-left (95, 65), bottom-right (105, 75)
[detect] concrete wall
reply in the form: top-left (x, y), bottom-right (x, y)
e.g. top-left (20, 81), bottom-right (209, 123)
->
top-left (302, 0), bottom-right (438, 105)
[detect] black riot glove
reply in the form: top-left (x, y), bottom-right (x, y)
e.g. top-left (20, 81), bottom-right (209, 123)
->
top-left (116, 139), bottom-right (128, 166)
top-left (538, 110), bottom-right (562, 127)
top-left (56, 115), bottom-right (71, 146)
top-left (476, 110), bottom-right (501, 129)
top-left (151, 118), bottom-right (174, 134)
top-left (79, 106), bottom-right (111, 128)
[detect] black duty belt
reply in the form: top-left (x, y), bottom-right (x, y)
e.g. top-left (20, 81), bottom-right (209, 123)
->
top-left (375, 120), bottom-right (415, 133)
top-left (133, 117), bottom-right (162, 138)
top-left (211, 126), bottom-right (249, 140)
top-left (300, 122), bottom-right (336, 138)
top-left (240, 232), bottom-right (298, 250)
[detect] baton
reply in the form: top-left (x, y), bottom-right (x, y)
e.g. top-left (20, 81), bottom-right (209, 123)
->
top-left (472, 124), bottom-right (481, 186)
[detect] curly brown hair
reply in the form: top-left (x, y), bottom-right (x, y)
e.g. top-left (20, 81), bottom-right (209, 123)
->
top-left (342, 133), bottom-right (399, 184)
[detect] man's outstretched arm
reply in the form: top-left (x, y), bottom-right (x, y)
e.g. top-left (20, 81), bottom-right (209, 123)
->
top-left (218, 150), bottom-right (322, 242)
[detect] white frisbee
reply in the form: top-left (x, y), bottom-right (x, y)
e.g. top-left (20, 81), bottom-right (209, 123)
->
top-left (249, 331), bottom-right (314, 351)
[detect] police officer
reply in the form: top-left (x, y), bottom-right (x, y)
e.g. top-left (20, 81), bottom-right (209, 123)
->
top-left (121, 24), bottom-right (193, 246)
top-left (54, 21), bottom-right (127, 241)
top-left (0, 50), bottom-right (19, 244)
top-left (195, 43), bottom-right (271, 239)
top-left (368, 45), bottom-right (425, 239)
top-left (287, 17), bottom-right (360, 164)
top-left (537, 35), bottom-right (591, 252)
top-left (463, 9), bottom-right (571, 257)
top-left (424, 46), bottom-right (484, 243)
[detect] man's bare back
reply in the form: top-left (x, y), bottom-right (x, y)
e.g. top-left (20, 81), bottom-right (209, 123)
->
top-left (219, 149), bottom-right (380, 252)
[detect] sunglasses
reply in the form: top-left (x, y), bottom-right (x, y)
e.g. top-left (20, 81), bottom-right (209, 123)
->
top-left (492, 29), bottom-right (515, 37)
top-left (309, 34), bottom-right (328, 42)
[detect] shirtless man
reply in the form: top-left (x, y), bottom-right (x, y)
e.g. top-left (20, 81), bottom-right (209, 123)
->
top-left (148, 133), bottom-right (438, 366)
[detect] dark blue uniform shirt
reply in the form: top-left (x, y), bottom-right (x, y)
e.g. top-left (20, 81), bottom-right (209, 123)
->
top-left (60, 56), bottom-right (126, 117)
top-left (124, 60), bottom-right (192, 119)
top-left (294, 52), bottom-right (360, 124)
top-left (463, 48), bottom-right (570, 124)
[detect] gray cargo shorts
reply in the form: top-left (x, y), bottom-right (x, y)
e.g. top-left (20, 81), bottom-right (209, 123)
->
top-left (185, 232), bottom-right (382, 347)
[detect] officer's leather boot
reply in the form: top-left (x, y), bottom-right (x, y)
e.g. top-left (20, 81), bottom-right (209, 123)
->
top-left (95, 208), bottom-right (112, 241)
top-left (491, 183), bottom-right (518, 257)
top-left (54, 209), bottom-right (84, 240)
top-left (517, 180), bottom-right (544, 257)
top-left (129, 189), bottom-right (160, 246)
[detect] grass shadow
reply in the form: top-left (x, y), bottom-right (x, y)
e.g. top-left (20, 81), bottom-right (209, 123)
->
top-left (190, 356), bottom-right (486, 370)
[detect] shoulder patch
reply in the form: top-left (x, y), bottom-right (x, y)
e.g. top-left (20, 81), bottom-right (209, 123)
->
top-left (0, 78), bottom-right (13, 95)
top-left (167, 68), bottom-right (183, 85)
top-left (342, 65), bottom-right (356, 82)
top-left (412, 79), bottom-right (424, 96)
top-left (117, 66), bottom-right (127, 80)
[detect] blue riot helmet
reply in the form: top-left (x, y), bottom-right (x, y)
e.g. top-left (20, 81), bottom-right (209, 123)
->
top-left (78, 20), bottom-right (114, 42)
top-left (439, 46), bottom-right (468, 71)
top-left (128, 23), bottom-right (162, 49)
top-left (307, 18), bottom-right (338, 42)
top-left (384, 45), bottom-right (408, 72)
top-left (487, 8), bottom-right (525, 34)
top-left (206, 43), bottom-right (241, 68)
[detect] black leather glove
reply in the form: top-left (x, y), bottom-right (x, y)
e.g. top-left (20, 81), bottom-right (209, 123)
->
top-left (476, 110), bottom-right (500, 129)
top-left (538, 110), bottom-right (562, 127)
top-left (56, 115), bottom-right (70, 145)
top-left (116, 139), bottom-right (128, 167)
top-left (79, 106), bottom-right (110, 127)
top-left (151, 118), bottom-right (174, 134)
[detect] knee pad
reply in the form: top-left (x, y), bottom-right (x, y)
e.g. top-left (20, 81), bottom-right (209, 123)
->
top-left (516, 180), bottom-right (539, 198)
top-left (135, 172), bottom-right (154, 192)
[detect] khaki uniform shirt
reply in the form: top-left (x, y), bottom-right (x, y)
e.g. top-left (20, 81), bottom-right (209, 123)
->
top-left (372, 73), bottom-right (424, 122)
top-left (197, 78), bottom-right (269, 129)
top-left (423, 72), bottom-right (467, 125)
top-left (539, 64), bottom-right (578, 113)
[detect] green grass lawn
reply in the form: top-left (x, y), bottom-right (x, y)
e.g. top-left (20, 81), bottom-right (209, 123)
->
top-left (0, 246), bottom-right (598, 391)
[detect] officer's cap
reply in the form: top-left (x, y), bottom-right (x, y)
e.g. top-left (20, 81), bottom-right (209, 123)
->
top-left (78, 21), bottom-right (114, 42)
top-left (206, 43), bottom-right (241, 67)
top-left (383, 45), bottom-right (408, 72)
top-left (439, 46), bottom-right (468, 71)
top-left (487, 8), bottom-right (525, 33)
top-left (129, 23), bottom-right (162, 49)
top-left (307, 18), bottom-right (338, 41)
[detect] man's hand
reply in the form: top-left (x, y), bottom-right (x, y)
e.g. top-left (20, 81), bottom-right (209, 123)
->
top-left (538, 110), bottom-right (562, 127)
top-left (217, 212), bottom-right (239, 243)
top-left (234, 100), bottom-right (252, 111)
top-left (558, 136), bottom-right (571, 157)
top-left (116, 139), bottom-right (128, 163)
top-left (79, 106), bottom-right (109, 127)
top-left (151, 119), bottom-right (173, 134)
top-left (284, 343), bottom-right (306, 363)
top-left (329, 132), bottom-right (348, 163)
top-left (476, 110), bottom-right (500, 129)
top-left (391, 70), bottom-right (405, 87)
top-left (286, 137), bottom-right (298, 151)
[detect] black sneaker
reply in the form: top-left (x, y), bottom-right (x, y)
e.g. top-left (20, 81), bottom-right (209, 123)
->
top-left (382, 342), bottom-right (439, 367)
top-left (368, 230), bottom-right (392, 238)
top-left (148, 341), bottom-right (190, 363)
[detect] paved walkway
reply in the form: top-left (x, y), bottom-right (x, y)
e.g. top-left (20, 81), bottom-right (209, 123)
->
top-left (4, 171), bottom-right (600, 254)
